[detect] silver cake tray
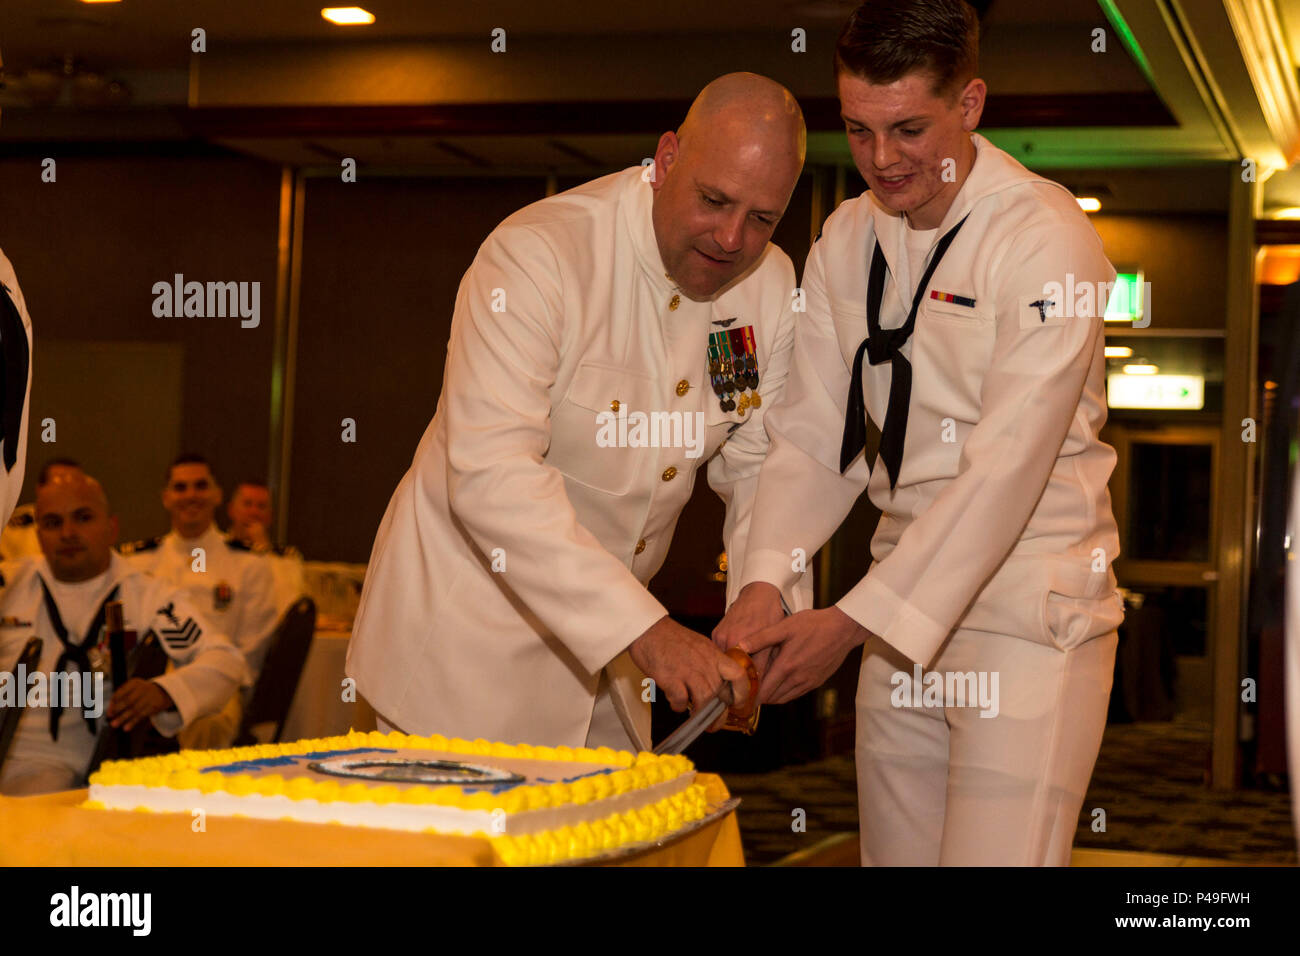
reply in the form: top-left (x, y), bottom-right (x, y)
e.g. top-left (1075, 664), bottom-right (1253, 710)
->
top-left (544, 797), bottom-right (742, 867)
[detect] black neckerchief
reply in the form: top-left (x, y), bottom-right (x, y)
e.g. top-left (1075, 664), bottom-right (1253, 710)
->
top-left (38, 575), bottom-right (121, 740)
top-left (839, 215), bottom-right (969, 488)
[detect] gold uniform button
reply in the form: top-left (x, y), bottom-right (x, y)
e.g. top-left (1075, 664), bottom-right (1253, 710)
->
top-left (635, 539), bottom-right (646, 554)
top-left (676, 379), bottom-right (691, 397)
top-left (610, 399), bottom-right (620, 413)
top-left (669, 294), bottom-right (681, 311)
top-left (661, 466), bottom-right (677, 482)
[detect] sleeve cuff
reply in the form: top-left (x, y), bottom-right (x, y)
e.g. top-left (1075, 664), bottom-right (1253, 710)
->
top-left (589, 590), bottom-right (670, 675)
top-left (835, 574), bottom-right (952, 668)
top-left (737, 548), bottom-right (799, 595)
top-left (149, 675), bottom-right (192, 736)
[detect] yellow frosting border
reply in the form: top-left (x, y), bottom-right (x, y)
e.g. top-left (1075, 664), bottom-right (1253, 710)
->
top-left (86, 729), bottom-right (693, 816)
top-left (489, 782), bottom-right (711, 865)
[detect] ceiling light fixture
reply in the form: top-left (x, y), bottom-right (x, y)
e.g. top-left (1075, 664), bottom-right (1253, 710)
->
top-left (322, 7), bottom-right (375, 25)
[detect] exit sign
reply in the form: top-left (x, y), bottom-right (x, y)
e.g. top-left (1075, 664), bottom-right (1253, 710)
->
top-left (1107, 374), bottom-right (1205, 410)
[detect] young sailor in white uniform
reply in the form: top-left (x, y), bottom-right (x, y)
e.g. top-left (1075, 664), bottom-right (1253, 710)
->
top-left (348, 74), bottom-right (808, 750)
top-left (0, 473), bottom-right (245, 795)
top-left (716, 0), bottom-right (1124, 865)
top-left (123, 455), bottom-right (279, 684)
top-left (122, 455), bottom-right (278, 749)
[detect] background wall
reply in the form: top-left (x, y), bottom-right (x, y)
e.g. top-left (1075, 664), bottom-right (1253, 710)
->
top-left (289, 174), bottom-right (549, 561)
top-left (1092, 213), bottom-right (1230, 331)
top-left (0, 154), bottom-right (280, 539)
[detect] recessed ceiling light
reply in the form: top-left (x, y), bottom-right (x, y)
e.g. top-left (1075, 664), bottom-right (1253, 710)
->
top-left (1105, 346), bottom-right (1133, 359)
top-left (1076, 197), bottom-right (1101, 213)
top-left (322, 7), bottom-right (375, 25)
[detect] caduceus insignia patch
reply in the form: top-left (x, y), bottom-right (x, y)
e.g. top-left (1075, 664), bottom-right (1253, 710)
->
top-left (1019, 294), bottom-right (1066, 329)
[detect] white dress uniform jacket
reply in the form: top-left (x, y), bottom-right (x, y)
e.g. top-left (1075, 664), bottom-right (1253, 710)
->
top-left (348, 166), bottom-right (802, 748)
top-left (739, 133), bottom-right (1124, 667)
top-left (228, 535), bottom-right (306, 618)
top-left (0, 249), bottom-right (32, 529)
top-left (0, 553), bottom-right (247, 783)
top-left (124, 526), bottom-right (280, 684)
top-left (262, 549), bottom-right (306, 619)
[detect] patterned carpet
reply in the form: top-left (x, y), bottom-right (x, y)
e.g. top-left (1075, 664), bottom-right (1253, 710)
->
top-left (718, 717), bottom-right (1298, 866)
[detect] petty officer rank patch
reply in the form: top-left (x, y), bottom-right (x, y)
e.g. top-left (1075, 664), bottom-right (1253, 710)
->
top-left (707, 324), bottom-right (762, 416)
top-left (1020, 293), bottom-right (1067, 329)
top-left (214, 581), bottom-right (233, 611)
top-left (929, 290), bottom-right (976, 308)
top-left (156, 601), bottom-right (202, 650)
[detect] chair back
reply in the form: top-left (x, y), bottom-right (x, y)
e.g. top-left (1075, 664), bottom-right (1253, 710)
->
top-left (235, 597), bottom-right (317, 745)
top-left (0, 637), bottom-right (42, 774)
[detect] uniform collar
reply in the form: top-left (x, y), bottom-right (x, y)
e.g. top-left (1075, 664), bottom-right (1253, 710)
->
top-left (621, 167), bottom-right (681, 296)
top-left (868, 132), bottom-right (1068, 250)
top-left (167, 524), bottom-right (224, 552)
top-left (35, 551), bottom-right (130, 600)
top-left (864, 132), bottom-right (1066, 305)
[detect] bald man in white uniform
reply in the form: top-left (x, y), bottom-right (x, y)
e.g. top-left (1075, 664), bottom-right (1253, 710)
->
top-left (348, 74), bottom-right (810, 751)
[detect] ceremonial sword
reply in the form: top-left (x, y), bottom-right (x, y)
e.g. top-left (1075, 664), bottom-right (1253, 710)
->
top-left (653, 647), bottom-right (761, 755)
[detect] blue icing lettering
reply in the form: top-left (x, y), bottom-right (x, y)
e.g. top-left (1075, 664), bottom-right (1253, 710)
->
top-left (201, 747), bottom-right (395, 774)
top-left (461, 782), bottom-right (526, 795)
top-left (462, 767), bottom-right (615, 794)
top-left (560, 768), bottom-right (615, 784)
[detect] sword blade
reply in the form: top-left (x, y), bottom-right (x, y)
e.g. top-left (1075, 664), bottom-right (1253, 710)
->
top-left (652, 697), bottom-right (727, 755)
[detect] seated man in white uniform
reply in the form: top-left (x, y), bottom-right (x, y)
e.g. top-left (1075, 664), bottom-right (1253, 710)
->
top-left (0, 473), bottom-right (246, 795)
top-left (717, 0), bottom-right (1124, 865)
top-left (122, 454), bottom-right (278, 748)
top-left (349, 73), bottom-right (808, 751)
top-left (225, 478), bottom-right (305, 618)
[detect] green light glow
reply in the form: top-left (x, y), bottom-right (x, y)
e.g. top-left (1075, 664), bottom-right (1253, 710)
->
top-left (1098, 0), bottom-right (1157, 90)
top-left (1104, 272), bottom-right (1143, 322)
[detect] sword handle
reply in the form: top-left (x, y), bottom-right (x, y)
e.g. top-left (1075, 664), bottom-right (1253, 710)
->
top-left (720, 647), bottom-right (760, 735)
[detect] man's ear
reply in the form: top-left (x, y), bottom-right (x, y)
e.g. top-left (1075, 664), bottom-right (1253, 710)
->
top-left (650, 130), bottom-right (679, 194)
top-left (959, 77), bottom-right (986, 132)
top-left (109, 515), bottom-right (120, 544)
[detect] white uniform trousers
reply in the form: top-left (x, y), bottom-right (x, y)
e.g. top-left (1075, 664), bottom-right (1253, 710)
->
top-left (856, 627), bottom-right (1117, 866)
